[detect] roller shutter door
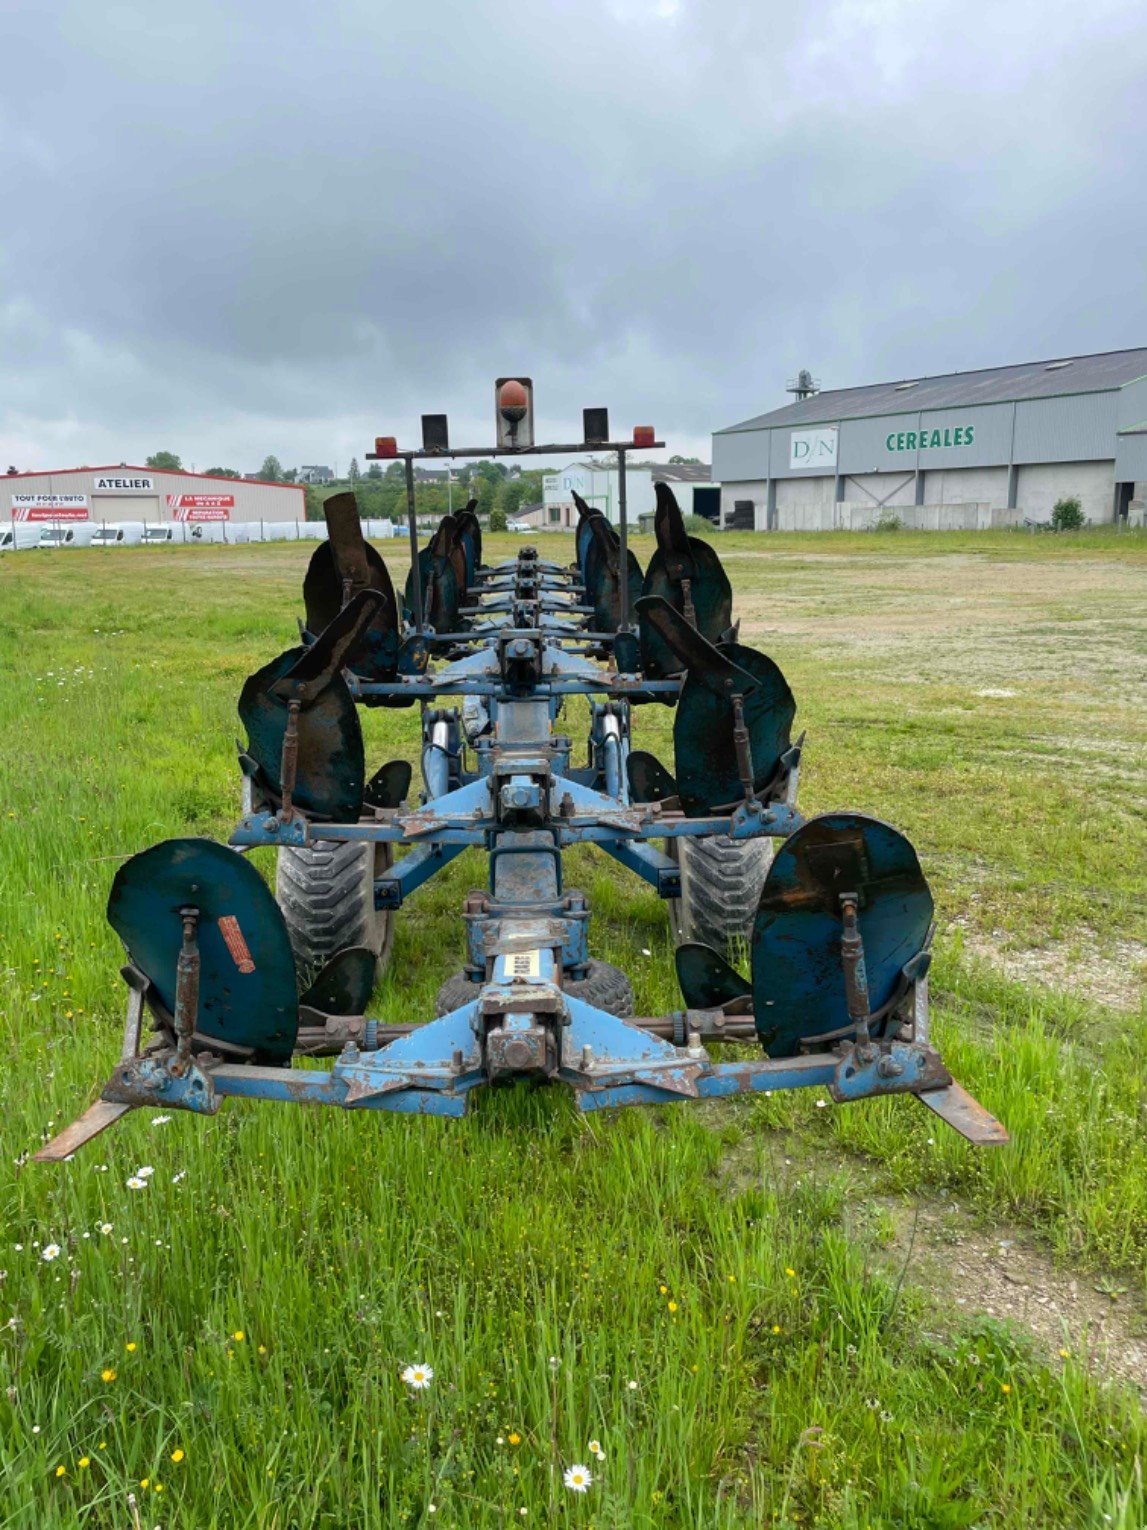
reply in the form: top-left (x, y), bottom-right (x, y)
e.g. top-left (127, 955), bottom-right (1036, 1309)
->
top-left (92, 495), bottom-right (160, 521)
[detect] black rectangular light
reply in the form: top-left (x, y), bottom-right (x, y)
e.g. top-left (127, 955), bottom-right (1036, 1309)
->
top-left (422, 414), bottom-right (450, 451)
top-left (583, 407), bottom-right (609, 445)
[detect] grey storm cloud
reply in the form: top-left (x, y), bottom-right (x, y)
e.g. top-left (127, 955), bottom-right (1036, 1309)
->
top-left (2, 0), bottom-right (1145, 470)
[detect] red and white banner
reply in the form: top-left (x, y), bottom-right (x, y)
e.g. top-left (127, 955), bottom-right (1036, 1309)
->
top-left (13, 494), bottom-right (90, 522)
top-left (167, 493), bottom-right (234, 522)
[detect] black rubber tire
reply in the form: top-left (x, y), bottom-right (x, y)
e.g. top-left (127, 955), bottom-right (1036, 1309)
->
top-left (276, 839), bottom-right (394, 990)
top-left (434, 958), bottom-right (635, 1018)
top-left (667, 834), bottom-right (773, 958)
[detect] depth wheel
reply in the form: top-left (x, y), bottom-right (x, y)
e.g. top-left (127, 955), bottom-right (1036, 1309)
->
top-left (667, 834), bottom-right (773, 959)
top-left (434, 959), bottom-right (634, 1018)
top-left (276, 838), bottom-right (394, 992)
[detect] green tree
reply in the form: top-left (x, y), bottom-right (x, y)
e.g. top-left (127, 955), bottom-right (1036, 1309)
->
top-left (366, 462), bottom-right (382, 479)
top-left (280, 467), bottom-right (298, 483)
top-left (259, 455), bottom-right (283, 482)
top-left (474, 460), bottom-right (507, 485)
top-left (501, 480), bottom-right (526, 518)
top-left (146, 450), bottom-right (182, 471)
top-left (489, 507), bottom-right (508, 532)
top-left (384, 461), bottom-right (406, 482)
top-left (204, 467), bottom-right (240, 478)
top-left (476, 478), bottom-right (496, 519)
top-left (669, 454), bottom-right (701, 465)
top-left (348, 457), bottom-right (360, 482)
top-left (513, 468), bottom-right (549, 505)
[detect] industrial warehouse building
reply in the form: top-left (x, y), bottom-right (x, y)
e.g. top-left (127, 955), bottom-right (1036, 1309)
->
top-left (0, 464), bottom-right (304, 527)
top-left (712, 348), bottom-right (1147, 531)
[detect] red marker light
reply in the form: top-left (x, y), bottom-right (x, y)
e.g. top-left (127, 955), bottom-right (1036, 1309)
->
top-left (375, 436), bottom-right (398, 458)
top-left (633, 425), bottom-right (655, 447)
top-left (498, 379), bottom-right (529, 423)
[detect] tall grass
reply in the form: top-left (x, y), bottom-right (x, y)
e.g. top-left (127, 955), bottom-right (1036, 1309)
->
top-left (0, 533), bottom-right (1144, 1525)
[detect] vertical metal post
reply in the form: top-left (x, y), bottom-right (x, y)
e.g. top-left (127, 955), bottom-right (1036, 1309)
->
top-left (617, 446), bottom-right (629, 630)
top-left (405, 454), bottom-right (424, 633)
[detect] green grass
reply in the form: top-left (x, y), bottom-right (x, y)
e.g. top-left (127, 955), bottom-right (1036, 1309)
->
top-left (1, 529), bottom-right (1146, 1526)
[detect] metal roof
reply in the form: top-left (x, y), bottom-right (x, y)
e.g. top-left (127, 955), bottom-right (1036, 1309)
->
top-left (1, 463), bottom-right (301, 491)
top-left (716, 348), bottom-right (1147, 433)
top-left (650, 463), bottom-right (711, 482)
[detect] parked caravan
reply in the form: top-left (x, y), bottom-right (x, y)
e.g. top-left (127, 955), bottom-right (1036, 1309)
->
top-left (93, 522), bottom-right (145, 546)
top-left (0, 525), bottom-right (42, 551)
top-left (38, 523), bottom-right (96, 548)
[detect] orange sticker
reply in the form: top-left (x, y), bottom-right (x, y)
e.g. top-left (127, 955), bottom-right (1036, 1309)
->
top-left (218, 914), bottom-right (256, 974)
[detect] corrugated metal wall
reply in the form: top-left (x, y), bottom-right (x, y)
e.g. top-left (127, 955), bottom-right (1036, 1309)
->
top-left (712, 382), bottom-right (1134, 527)
top-left (0, 468), bottom-right (305, 522)
top-left (1013, 393), bottom-right (1118, 463)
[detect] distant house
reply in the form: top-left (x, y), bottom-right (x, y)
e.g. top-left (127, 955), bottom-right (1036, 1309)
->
top-left (645, 462), bottom-right (719, 526)
top-left (540, 459), bottom-right (718, 530)
top-left (508, 501), bottom-right (552, 529)
top-left (298, 465), bottom-right (334, 484)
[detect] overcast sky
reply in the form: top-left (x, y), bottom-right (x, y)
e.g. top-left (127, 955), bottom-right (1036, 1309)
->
top-left (2, 0), bottom-right (1145, 473)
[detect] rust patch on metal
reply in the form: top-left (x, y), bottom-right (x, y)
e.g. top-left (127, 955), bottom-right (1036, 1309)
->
top-left (218, 914), bottom-right (256, 974)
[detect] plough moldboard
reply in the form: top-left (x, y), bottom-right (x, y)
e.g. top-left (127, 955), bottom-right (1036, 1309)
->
top-left (36, 382), bottom-right (1007, 1163)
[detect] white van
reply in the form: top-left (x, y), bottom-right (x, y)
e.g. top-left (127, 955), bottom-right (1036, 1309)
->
top-left (143, 524), bottom-right (176, 544)
top-left (38, 523), bottom-right (96, 548)
top-left (93, 521), bottom-right (145, 547)
top-left (0, 524), bottom-right (42, 551)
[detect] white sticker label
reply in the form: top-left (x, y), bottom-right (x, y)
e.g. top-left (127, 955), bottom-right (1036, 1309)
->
top-left (507, 949), bottom-right (541, 978)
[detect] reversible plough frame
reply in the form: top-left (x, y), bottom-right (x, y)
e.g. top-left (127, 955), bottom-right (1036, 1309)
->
top-left (37, 384), bottom-right (1006, 1162)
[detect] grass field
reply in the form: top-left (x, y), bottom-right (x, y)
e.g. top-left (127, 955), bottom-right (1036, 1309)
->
top-left (1, 527), bottom-right (1145, 1527)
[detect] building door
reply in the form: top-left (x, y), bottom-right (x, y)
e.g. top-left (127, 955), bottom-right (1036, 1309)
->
top-left (93, 495), bottom-right (160, 522)
top-left (1115, 481), bottom-right (1133, 521)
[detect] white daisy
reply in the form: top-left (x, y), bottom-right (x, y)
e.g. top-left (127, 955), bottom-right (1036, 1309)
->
top-left (99, 1223), bottom-right (113, 1236)
top-left (150, 1116), bottom-right (172, 1127)
top-left (136, 1166), bottom-right (155, 1179)
top-left (401, 1362), bottom-right (433, 1390)
top-left (126, 1176), bottom-right (147, 1191)
top-left (563, 1464), bottom-right (593, 1493)
top-left (41, 1244), bottom-right (61, 1262)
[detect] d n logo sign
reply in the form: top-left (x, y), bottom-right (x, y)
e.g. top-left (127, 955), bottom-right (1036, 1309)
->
top-left (789, 428), bottom-right (838, 470)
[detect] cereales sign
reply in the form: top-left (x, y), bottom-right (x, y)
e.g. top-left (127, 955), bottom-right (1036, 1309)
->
top-left (789, 427), bottom-right (838, 470)
top-left (94, 474), bottom-right (154, 491)
top-left (885, 424), bottom-right (975, 452)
